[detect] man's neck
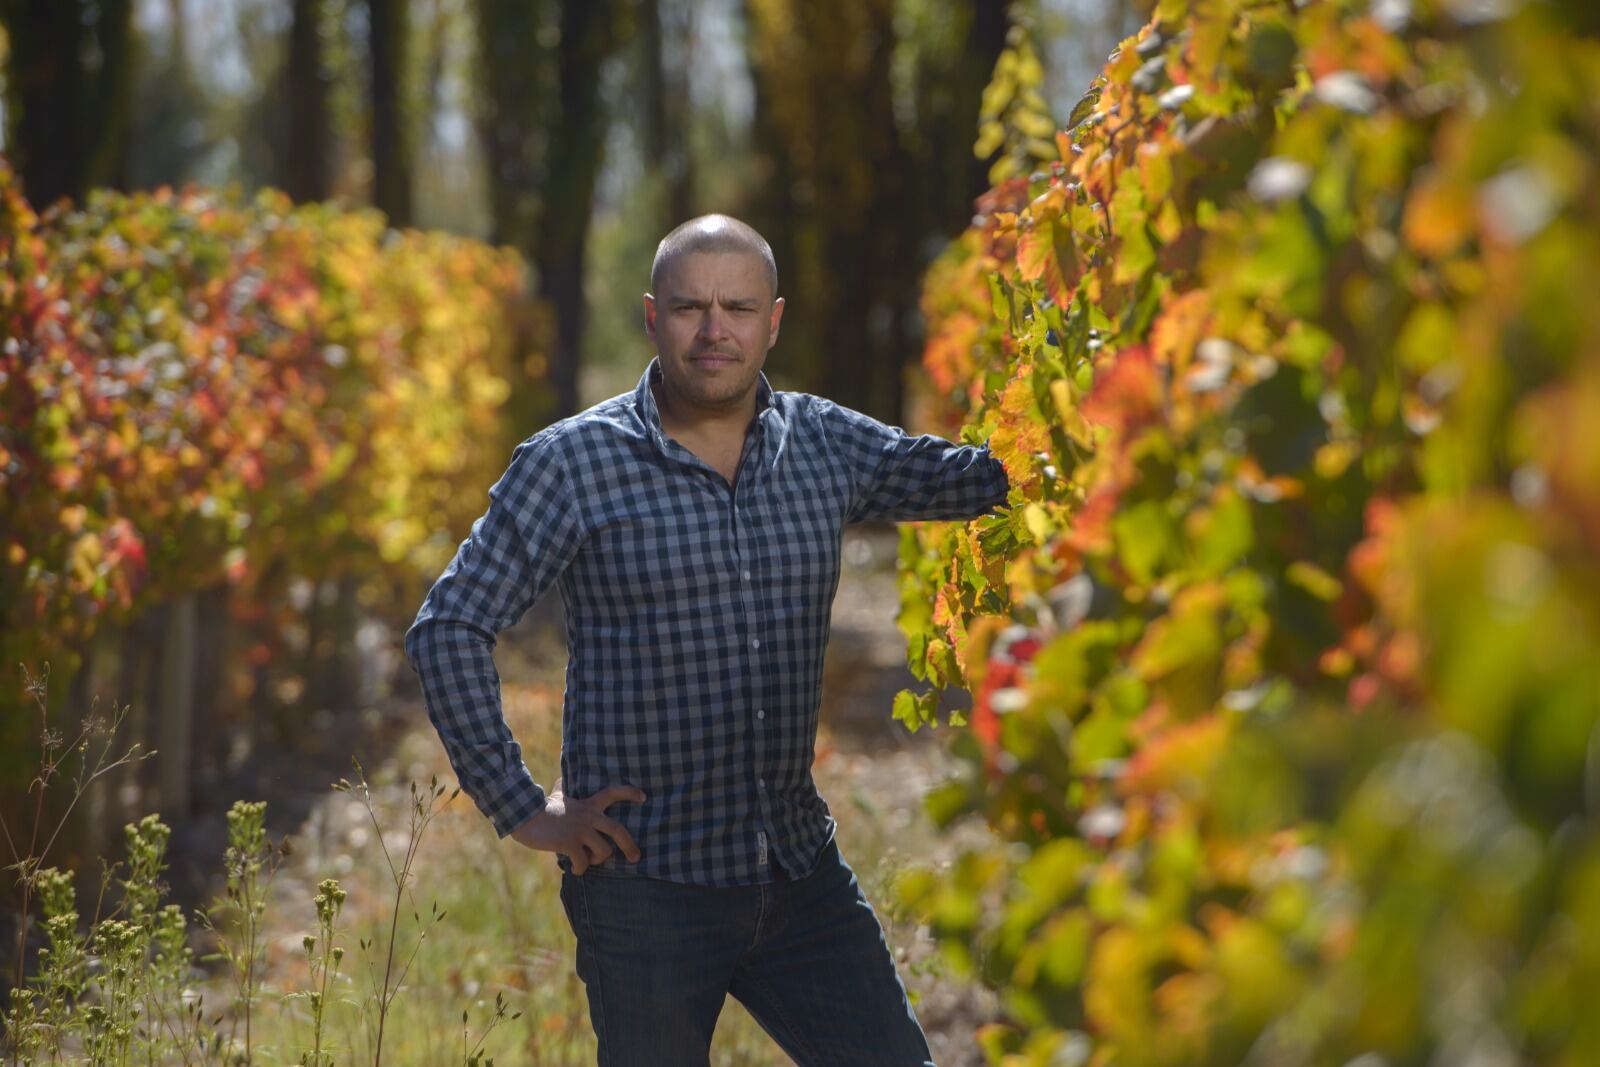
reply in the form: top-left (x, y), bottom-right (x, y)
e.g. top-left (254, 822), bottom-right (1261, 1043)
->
top-left (652, 377), bottom-right (757, 443)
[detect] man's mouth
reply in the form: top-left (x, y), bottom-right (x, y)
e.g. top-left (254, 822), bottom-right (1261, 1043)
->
top-left (691, 353), bottom-right (739, 364)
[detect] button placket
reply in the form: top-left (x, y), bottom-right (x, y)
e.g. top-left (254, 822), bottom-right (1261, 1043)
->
top-left (732, 436), bottom-right (778, 871)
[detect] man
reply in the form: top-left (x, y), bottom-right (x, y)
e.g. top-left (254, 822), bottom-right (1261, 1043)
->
top-left (404, 214), bottom-right (1010, 1066)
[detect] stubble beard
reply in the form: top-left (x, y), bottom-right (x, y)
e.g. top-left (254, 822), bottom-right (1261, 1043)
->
top-left (667, 354), bottom-right (757, 412)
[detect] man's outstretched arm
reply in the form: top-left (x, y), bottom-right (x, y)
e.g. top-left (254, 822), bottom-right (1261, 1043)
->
top-left (815, 397), bottom-right (1012, 524)
top-left (402, 431), bottom-right (582, 838)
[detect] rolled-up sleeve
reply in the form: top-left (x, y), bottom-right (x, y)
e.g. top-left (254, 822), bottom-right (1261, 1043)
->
top-left (815, 398), bottom-right (1011, 524)
top-left (402, 430), bottom-right (583, 837)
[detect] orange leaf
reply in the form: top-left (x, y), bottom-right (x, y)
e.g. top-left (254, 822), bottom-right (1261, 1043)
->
top-left (1064, 486), bottom-right (1119, 555)
top-left (991, 364), bottom-right (1050, 487)
top-left (1082, 345), bottom-right (1163, 437)
top-left (1150, 290), bottom-right (1212, 373)
top-left (1402, 172), bottom-right (1475, 259)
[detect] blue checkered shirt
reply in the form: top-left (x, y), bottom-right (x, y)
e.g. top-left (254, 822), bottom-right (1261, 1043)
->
top-left (403, 357), bottom-right (1010, 885)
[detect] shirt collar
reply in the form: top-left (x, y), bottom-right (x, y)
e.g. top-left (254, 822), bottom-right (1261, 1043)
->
top-left (634, 355), bottom-right (778, 449)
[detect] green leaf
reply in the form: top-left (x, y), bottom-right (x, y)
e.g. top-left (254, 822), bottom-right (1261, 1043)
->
top-left (1111, 181), bottom-right (1157, 284)
top-left (907, 631), bottom-right (930, 681)
top-left (893, 688), bottom-right (940, 734)
top-left (1031, 621), bottom-right (1121, 715)
top-left (1113, 499), bottom-right (1178, 585)
top-left (1285, 560), bottom-right (1341, 601)
top-left (1067, 88), bottom-right (1102, 132)
top-left (1023, 503), bottom-right (1054, 545)
top-left (1192, 489), bottom-right (1253, 574)
top-left (1070, 704), bottom-right (1130, 771)
top-left (1017, 838), bottom-right (1092, 902)
top-left (923, 778), bottom-right (973, 828)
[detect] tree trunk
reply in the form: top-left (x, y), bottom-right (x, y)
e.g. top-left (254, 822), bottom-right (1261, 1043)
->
top-left (531, 0), bottom-right (628, 419)
top-left (306, 573), bottom-right (360, 716)
top-left (740, 0), bottom-right (1017, 426)
top-left (865, 1), bottom-right (910, 424)
top-left (189, 583), bottom-right (230, 809)
top-left (367, 0), bottom-right (413, 226)
top-left (474, 0), bottom-right (541, 249)
top-left (474, 0), bottom-right (546, 428)
top-left (966, 0), bottom-right (1013, 211)
top-left (62, 632), bottom-right (108, 919)
top-left (641, 0), bottom-right (694, 224)
top-left (83, 0), bottom-right (135, 193)
top-left (167, 0), bottom-right (187, 76)
top-left (158, 592), bottom-right (197, 819)
top-left (137, 602), bottom-right (167, 810)
top-left (283, 0), bottom-right (333, 202)
top-left (739, 0), bottom-right (805, 387)
top-left (2, 0), bottom-right (140, 198)
top-left (475, 0), bottom-right (629, 421)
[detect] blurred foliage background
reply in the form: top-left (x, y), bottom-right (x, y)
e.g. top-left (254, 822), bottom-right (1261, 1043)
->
top-left (0, 0), bottom-right (1143, 1024)
top-left (900, 0), bottom-right (1600, 1063)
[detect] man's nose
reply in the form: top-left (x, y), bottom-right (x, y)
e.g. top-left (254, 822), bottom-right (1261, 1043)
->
top-left (697, 306), bottom-right (730, 340)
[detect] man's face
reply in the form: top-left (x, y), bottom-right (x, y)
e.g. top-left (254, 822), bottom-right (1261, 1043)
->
top-left (644, 250), bottom-right (784, 415)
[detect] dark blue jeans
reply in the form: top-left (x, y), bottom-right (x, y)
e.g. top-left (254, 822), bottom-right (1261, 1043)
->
top-left (557, 833), bottom-right (936, 1066)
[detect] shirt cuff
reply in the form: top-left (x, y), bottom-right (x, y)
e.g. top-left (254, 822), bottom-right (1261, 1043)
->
top-left (479, 773), bottom-right (549, 839)
top-left (984, 450), bottom-right (1012, 507)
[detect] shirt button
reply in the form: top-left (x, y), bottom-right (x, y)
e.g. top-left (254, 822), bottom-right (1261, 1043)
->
top-left (742, 569), bottom-right (751, 581)
top-left (756, 708), bottom-right (765, 720)
top-left (758, 778), bottom-right (766, 789)
top-left (750, 638), bottom-right (760, 650)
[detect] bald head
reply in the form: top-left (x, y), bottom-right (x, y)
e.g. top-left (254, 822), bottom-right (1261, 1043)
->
top-left (651, 214), bottom-right (778, 302)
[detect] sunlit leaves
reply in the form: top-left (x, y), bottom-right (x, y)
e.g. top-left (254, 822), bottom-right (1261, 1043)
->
top-left (0, 162), bottom-right (535, 748)
top-left (977, 24), bottom-right (1060, 185)
top-left (898, 0), bottom-right (1600, 1063)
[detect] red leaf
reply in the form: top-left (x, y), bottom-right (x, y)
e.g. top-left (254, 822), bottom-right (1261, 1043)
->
top-left (1082, 344), bottom-right (1163, 437)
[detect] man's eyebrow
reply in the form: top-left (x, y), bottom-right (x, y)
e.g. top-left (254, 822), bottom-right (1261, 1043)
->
top-left (664, 294), bottom-right (761, 307)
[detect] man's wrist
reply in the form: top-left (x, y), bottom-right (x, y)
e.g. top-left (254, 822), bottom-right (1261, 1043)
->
top-left (494, 788), bottom-right (549, 838)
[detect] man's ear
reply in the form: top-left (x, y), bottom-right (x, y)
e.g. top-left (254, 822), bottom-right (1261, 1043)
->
top-left (643, 293), bottom-right (657, 341)
top-left (768, 296), bottom-right (785, 348)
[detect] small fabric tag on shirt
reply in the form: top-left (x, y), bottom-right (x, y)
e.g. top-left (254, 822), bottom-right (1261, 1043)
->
top-left (757, 831), bottom-right (768, 866)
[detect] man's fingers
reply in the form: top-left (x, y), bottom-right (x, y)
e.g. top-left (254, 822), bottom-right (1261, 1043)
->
top-left (597, 817), bottom-right (642, 863)
top-left (579, 829), bottom-right (613, 867)
top-left (569, 832), bottom-right (607, 874)
top-left (592, 784), bottom-right (647, 810)
top-left (554, 785), bottom-right (645, 873)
